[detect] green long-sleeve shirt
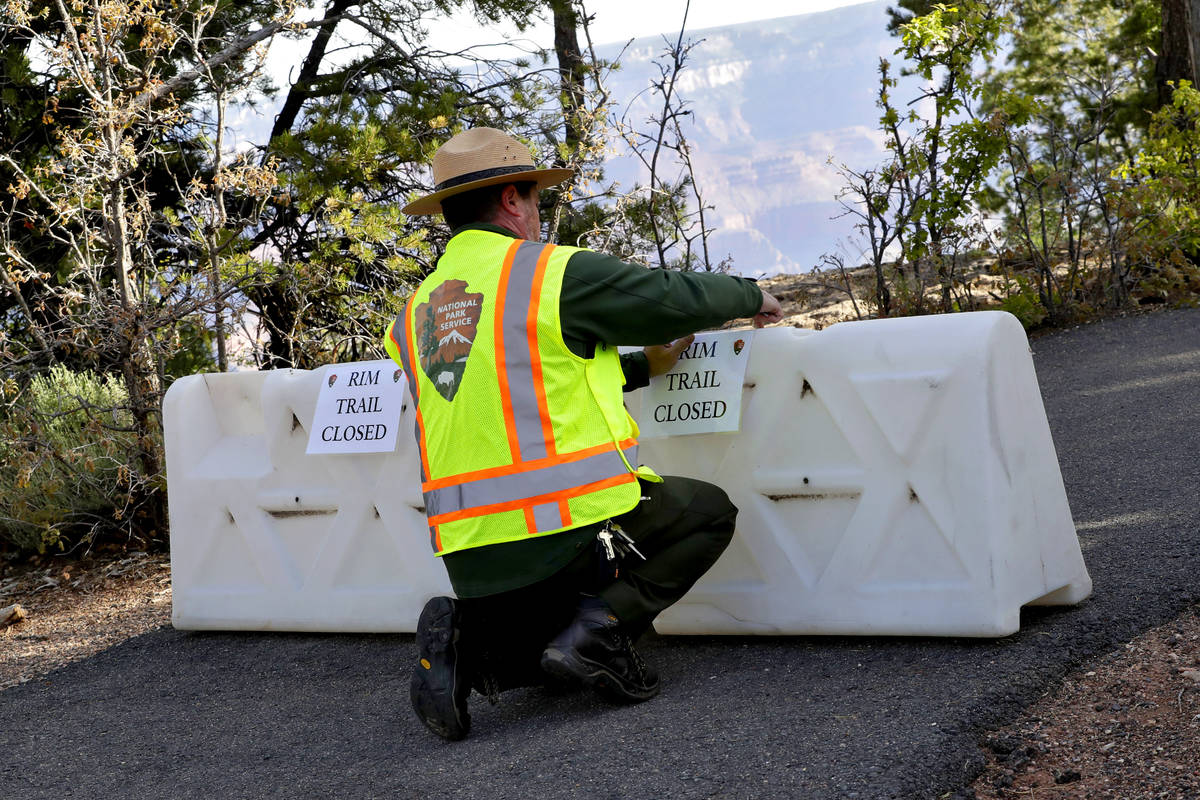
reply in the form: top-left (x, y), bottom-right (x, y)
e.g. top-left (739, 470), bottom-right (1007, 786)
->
top-left (438, 223), bottom-right (762, 597)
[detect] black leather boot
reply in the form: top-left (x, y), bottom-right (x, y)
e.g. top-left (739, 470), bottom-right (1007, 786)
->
top-left (410, 596), bottom-right (472, 741)
top-left (540, 597), bottom-right (660, 703)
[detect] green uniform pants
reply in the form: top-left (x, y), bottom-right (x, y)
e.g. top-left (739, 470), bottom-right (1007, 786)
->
top-left (457, 475), bottom-right (737, 688)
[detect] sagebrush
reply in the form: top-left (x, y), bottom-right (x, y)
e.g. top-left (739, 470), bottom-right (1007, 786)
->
top-left (0, 366), bottom-right (147, 555)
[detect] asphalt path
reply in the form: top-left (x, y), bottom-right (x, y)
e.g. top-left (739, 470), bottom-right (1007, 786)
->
top-left (2, 308), bottom-right (1198, 800)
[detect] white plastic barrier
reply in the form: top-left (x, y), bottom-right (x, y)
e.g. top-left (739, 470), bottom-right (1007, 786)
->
top-left (633, 311), bottom-right (1091, 636)
top-left (166, 310), bottom-right (1090, 636)
top-left (166, 369), bottom-right (450, 632)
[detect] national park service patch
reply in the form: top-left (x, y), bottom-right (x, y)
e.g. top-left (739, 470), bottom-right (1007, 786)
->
top-left (414, 279), bottom-right (483, 401)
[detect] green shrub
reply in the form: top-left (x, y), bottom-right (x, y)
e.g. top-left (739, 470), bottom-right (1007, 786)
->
top-left (1117, 81), bottom-right (1200, 306)
top-left (998, 275), bottom-right (1049, 329)
top-left (0, 365), bottom-right (140, 555)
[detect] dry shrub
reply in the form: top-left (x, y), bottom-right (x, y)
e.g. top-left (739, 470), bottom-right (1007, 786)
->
top-left (0, 365), bottom-right (149, 556)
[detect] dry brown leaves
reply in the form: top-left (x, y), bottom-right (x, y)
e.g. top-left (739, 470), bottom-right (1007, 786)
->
top-left (0, 551), bottom-right (171, 690)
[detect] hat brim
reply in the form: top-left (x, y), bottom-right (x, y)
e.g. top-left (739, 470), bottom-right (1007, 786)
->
top-left (402, 167), bottom-right (575, 216)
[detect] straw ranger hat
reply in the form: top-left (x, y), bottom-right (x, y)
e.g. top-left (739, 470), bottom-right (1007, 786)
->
top-left (403, 127), bottom-right (574, 216)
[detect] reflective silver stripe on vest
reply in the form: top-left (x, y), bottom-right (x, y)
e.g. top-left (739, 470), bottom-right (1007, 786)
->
top-left (392, 303), bottom-right (440, 551)
top-left (500, 240), bottom-right (553, 461)
top-left (392, 304), bottom-right (415, 406)
top-left (424, 443), bottom-right (637, 519)
top-left (531, 501), bottom-right (565, 533)
top-left (391, 303), bottom-right (428, 483)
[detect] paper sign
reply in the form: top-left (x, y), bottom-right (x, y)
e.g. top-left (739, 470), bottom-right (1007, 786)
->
top-left (637, 330), bottom-right (753, 438)
top-left (307, 359), bottom-right (408, 454)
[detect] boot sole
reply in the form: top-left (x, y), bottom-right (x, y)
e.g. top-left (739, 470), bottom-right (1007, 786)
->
top-left (541, 647), bottom-right (660, 704)
top-left (411, 596), bottom-right (470, 741)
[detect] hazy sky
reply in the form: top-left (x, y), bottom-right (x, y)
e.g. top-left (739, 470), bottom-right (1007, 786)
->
top-left (263, 1), bottom-right (873, 133)
top-left (238, 0), bottom-right (893, 274)
top-left (425, 0), bottom-right (871, 49)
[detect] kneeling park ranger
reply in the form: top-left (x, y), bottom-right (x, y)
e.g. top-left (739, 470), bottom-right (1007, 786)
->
top-left (385, 127), bottom-right (783, 740)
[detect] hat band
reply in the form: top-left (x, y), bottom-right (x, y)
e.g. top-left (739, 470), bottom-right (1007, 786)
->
top-left (435, 164), bottom-right (537, 191)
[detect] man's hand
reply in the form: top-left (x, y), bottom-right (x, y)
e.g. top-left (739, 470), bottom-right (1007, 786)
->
top-left (644, 334), bottom-right (696, 378)
top-left (754, 289), bottom-right (784, 328)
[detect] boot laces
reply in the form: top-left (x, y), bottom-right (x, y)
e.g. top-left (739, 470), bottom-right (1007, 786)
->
top-left (476, 648), bottom-right (500, 706)
top-left (616, 631), bottom-right (648, 683)
top-left (481, 672), bottom-right (500, 706)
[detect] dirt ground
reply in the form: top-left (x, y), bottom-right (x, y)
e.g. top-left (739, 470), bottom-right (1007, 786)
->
top-left (966, 605), bottom-right (1200, 800)
top-left (758, 267), bottom-right (877, 330)
top-left (1, 552), bottom-right (1198, 798)
top-left (0, 552), bottom-right (172, 692)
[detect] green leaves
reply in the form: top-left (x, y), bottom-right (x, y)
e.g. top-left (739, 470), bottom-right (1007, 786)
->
top-left (876, 0), bottom-right (1008, 284)
top-left (896, 1), bottom-right (1006, 86)
top-left (857, 0), bottom-right (1200, 325)
top-left (1115, 81), bottom-right (1200, 298)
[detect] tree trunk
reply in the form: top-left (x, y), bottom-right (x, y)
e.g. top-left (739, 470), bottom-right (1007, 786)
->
top-left (1157, 0), bottom-right (1196, 106)
top-left (550, 0), bottom-right (586, 156)
top-left (107, 169), bottom-right (166, 539)
top-left (546, 0), bottom-right (587, 242)
top-left (251, 0), bottom-right (351, 364)
top-left (210, 86), bottom-right (229, 372)
top-left (875, 263), bottom-right (891, 316)
top-left (249, 279), bottom-right (300, 368)
top-left (1192, 0), bottom-right (1200, 82)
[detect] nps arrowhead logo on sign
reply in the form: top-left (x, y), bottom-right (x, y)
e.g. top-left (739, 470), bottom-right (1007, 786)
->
top-left (414, 279), bottom-right (483, 401)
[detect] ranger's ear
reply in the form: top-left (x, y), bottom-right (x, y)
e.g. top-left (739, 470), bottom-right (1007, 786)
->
top-left (497, 183), bottom-right (523, 213)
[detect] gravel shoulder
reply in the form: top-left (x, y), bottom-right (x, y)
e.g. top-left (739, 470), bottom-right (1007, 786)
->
top-left (969, 605), bottom-right (1200, 799)
top-left (0, 552), bottom-right (172, 691)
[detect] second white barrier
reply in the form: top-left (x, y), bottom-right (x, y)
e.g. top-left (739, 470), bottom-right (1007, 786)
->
top-left (631, 311), bottom-right (1090, 636)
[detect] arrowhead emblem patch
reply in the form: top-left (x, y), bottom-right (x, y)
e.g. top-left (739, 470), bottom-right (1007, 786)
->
top-left (414, 279), bottom-right (484, 401)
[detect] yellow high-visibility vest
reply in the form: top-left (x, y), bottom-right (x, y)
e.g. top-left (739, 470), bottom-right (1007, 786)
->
top-left (384, 229), bottom-right (647, 556)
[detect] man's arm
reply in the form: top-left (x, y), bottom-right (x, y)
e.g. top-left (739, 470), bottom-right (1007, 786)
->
top-left (559, 250), bottom-right (777, 357)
